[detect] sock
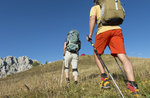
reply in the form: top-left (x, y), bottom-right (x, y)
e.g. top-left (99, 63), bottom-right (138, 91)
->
top-left (101, 73), bottom-right (107, 78)
top-left (101, 73), bottom-right (108, 81)
top-left (129, 81), bottom-right (138, 88)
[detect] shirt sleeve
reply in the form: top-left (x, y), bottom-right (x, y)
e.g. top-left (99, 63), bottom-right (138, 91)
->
top-left (90, 6), bottom-right (97, 16)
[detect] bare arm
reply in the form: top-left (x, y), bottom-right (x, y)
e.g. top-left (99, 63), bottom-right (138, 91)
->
top-left (89, 15), bottom-right (96, 39)
top-left (63, 42), bottom-right (67, 56)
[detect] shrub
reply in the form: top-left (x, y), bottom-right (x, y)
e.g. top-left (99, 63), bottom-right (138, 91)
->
top-left (45, 61), bottom-right (48, 64)
top-left (32, 61), bottom-right (41, 67)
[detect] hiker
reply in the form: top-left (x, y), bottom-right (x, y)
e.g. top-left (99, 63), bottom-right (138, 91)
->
top-left (87, 0), bottom-right (139, 94)
top-left (63, 30), bottom-right (81, 85)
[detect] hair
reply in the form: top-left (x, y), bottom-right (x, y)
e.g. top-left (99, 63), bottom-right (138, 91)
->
top-left (94, 0), bottom-right (98, 4)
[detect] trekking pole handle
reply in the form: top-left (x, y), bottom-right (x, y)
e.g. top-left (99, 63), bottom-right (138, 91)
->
top-left (86, 35), bottom-right (94, 47)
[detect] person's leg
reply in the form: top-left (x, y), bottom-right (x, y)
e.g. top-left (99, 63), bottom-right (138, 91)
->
top-left (108, 29), bottom-right (135, 81)
top-left (94, 52), bottom-right (105, 73)
top-left (109, 29), bottom-right (139, 94)
top-left (117, 54), bottom-right (135, 81)
top-left (94, 53), bottom-right (110, 88)
top-left (94, 31), bottom-right (112, 88)
top-left (64, 51), bottom-right (72, 83)
top-left (94, 31), bottom-right (111, 74)
top-left (117, 54), bottom-right (139, 94)
top-left (71, 53), bottom-right (79, 84)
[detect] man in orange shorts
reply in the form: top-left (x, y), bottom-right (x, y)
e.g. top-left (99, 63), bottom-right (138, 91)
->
top-left (87, 0), bottom-right (139, 94)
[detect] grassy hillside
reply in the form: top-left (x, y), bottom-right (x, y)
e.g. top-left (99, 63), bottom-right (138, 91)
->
top-left (0, 55), bottom-right (150, 98)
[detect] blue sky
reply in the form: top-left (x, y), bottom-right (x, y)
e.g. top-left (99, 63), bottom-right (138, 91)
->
top-left (0, 0), bottom-right (150, 64)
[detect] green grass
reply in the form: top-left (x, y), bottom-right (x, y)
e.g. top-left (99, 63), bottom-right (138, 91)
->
top-left (0, 55), bottom-right (150, 98)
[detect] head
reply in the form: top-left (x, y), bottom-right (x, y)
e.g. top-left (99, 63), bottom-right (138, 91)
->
top-left (67, 33), bottom-right (69, 38)
top-left (94, 0), bottom-right (99, 5)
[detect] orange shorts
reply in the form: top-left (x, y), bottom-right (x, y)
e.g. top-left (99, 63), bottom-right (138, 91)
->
top-left (95, 29), bottom-right (126, 55)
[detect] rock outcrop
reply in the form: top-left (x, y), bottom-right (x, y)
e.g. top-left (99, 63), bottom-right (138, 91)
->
top-left (0, 56), bottom-right (34, 78)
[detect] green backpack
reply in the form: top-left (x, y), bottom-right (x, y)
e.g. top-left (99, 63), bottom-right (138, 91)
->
top-left (97, 0), bottom-right (125, 26)
top-left (66, 30), bottom-right (80, 53)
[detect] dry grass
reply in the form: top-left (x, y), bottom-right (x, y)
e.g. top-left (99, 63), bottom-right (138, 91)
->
top-left (0, 55), bottom-right (150, 98)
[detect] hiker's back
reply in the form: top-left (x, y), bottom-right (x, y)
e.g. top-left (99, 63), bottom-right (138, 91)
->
top-left (90, 5), bottom-right (121, 35)
top-left (90, 0), bottom-right (125, 35)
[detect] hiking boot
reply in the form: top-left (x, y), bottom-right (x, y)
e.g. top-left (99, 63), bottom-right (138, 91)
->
top-left (127, 81), bottom-right (139, 95)
top-left (99, 77), bottom-right (110, 89)
top-left (66, 78), bottom-right (70, 84)
top-left (99, 73), bottom-right (110, 89)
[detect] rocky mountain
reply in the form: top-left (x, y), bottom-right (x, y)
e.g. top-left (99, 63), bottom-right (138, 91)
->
top-left (0, 56), bottom-right (34, 78)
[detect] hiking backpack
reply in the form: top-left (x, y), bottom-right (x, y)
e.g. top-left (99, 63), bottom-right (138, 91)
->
top-left (97, 0), bottom-right (125, 26)
top-left (66, 30), bottom-right (80, 53)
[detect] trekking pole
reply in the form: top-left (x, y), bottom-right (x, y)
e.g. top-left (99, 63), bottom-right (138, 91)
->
top-left (60, 58), bottom-right (65, 87)
top-left (86, 36), bottom-right (125, 98)
top-left (114, 57), bottom-right (127, 82)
